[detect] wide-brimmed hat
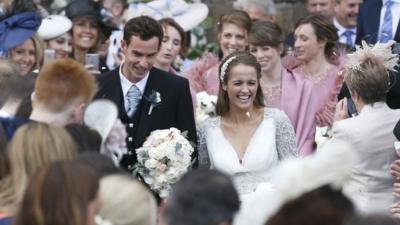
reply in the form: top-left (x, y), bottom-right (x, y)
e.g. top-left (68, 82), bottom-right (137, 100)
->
top-left (0, 11), bottom-right (42, 53)
top-left (37, 15), bottom-right (72, 40)
top-left (65, 0), bottom-right (102, 23)
top-left (124, 0), bottom-right (209, 31)
top-left (65, 0), bottom-right (116, 38)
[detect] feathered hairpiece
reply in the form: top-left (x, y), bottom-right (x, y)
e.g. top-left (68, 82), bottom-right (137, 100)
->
top-left (346, 41), bottom-right (399, 72)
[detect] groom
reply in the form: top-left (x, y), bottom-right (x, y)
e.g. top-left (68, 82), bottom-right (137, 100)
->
top-left (95, 16), bottom-right (197, 172)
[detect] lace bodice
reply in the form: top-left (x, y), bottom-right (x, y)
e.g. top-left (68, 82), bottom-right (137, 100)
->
top-left (197, 108), bottom-right (297, 196)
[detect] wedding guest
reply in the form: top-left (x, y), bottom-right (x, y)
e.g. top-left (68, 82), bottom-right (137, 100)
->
top-left (65, 0), bottom-right (109, 65)
top-left (153, 18), bottom-right (197, 110)
top-left (291, 15), bottom-right (343, 128)
top-left (0, 60), bottom-right (32, 180)
top-left (95, 16), bottom-right (196, 172)
top-left (164, 169), bottom-right (239, 225)
top-left (355, 0), bottom-right (400, 45)
top-left (154, 18), bottom-right (186, 74)
top-left (0, 123), bottom-right (77, 220)
top-left (0, 0), bottom-right (37, 20)
top-left (14, 161), bottom-right (99, 225)
top-left (0, 60), bottom-right (33, 140)
top-left (7, 34), bottom-right (44, 76)
top-left (306, 0), bottom-right (335, 20)
top-left (37, 15), bottom-right (73, 60)
top-left (327, 42), bottom-right (400, 214)
top-left (333, 0), bottom-right (362, 48)
top-left (266, 185), bottom-right (354, 225)
top-left (186, 9), bottom-right (252, 95)
top-left (30, 58), bottom-right (98, 125)
top-left (249, 21), bottom-right (316, 156)
top-left (198, 52), bottom-right (297, 200)
top-left (233, 0), bottom-right (277, 22)
top-left (0, 11), bottom-right (43, 76)
top-left (65, 123), bottom-right (102, 153)
top-left (97, 174), bottom-right (157, 225)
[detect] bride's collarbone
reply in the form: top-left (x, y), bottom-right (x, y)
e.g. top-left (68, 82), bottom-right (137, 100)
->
top-left (220, 114), bottom-right (264, 159)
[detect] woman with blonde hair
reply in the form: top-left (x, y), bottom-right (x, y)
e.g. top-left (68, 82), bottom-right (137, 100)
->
top-left (0, 122), bottom-right (77, 219)
top-left (14, 161), bottom-right (99, 225)
top-left (97, 174), bottom-right (157, 225)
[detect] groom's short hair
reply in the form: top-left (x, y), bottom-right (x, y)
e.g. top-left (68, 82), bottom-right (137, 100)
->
top-left (34, 58), bottom-right (98, 112)
top-left (123, 16), bottom-right (163, 47)
top-left (164, 169), bottom-right (240, 225)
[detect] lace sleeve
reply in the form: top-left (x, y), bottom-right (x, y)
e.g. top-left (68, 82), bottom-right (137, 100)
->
top-left (197, 124), bottom-right (211, 168)
top-left (269, 109), bottom-right (298, 160)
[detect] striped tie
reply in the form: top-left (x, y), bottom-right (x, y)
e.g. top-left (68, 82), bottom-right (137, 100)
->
top-left (379, 0), bottom-right (394, 43)
top-left (343, 30), bottom-right (354, 46)
top-left (126, 85), bottom-right (142, 117)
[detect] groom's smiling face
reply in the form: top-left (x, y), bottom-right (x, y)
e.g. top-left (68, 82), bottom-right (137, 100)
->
top-left (121, 35), bottom-right (160, 83)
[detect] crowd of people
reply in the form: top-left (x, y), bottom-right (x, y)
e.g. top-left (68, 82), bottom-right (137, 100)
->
top-left (1, 0), bottom-right (400, 225)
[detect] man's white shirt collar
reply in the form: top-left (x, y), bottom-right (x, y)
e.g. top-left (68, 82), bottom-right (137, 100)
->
top-left (119, 62), bottom-right (150, 97)
top-left (333, 18), bottom-right (356, 36)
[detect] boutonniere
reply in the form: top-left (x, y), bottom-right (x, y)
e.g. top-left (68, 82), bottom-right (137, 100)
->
top-left (144, 90), bottom-right (161, 115)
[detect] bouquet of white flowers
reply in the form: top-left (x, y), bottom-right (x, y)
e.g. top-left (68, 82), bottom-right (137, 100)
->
top-left (135, 128), bottom-right (194, 197)
top-left (196, 91), bottom-right (217, 125)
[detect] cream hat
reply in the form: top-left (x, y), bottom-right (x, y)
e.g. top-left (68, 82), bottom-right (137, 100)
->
top-left (124, 0), bottom-right (209, 31)
top-left (37, 15), bottom-right (72, 40)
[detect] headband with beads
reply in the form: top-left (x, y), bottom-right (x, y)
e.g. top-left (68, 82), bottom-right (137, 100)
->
top-left (219, 55), bottom-right (239, 81)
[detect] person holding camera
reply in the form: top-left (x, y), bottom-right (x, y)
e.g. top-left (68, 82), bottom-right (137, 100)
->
top-left (327, 41), bottom-right (400, 214)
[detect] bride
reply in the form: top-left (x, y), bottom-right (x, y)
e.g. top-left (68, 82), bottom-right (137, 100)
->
top-left (198, 52), bottom-right (297, 199)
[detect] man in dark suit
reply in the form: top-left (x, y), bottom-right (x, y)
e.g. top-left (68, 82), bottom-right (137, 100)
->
top-left (355, 0), bottom-right (400, 45)
top-left (95, 16), bottom-right (197, 172)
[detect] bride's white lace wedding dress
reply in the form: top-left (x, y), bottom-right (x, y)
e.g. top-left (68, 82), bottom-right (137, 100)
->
top-left (198, 108), bottom-right (297, 199)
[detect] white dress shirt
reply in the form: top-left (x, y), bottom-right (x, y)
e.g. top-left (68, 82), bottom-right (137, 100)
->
top-left (119, 62), bottom-right (149, 112)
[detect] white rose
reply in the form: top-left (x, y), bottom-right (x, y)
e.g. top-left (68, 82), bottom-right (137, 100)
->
top-left (148, 148), bottom-right (166, 160)
top-left (145, 159), bottom-right (158, 169)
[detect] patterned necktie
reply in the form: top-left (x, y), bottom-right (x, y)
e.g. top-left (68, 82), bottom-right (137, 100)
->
top-left (380, 0), bottom-right (394, 43)
top-left (126, 85), bottom-right (142, 117)
top-left (343, 30), bottom-right (354, 46)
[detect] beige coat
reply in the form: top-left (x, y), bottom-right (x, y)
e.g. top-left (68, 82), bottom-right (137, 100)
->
top-left (329, 102), bottom-right (400, 214)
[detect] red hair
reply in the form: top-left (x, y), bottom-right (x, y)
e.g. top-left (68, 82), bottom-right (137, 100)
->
top-left (35, 58), bottom-right (98, 112)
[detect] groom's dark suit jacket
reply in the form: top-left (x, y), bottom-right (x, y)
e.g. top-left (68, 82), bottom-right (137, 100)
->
top-left (95, 67), bottom-right (197, 171)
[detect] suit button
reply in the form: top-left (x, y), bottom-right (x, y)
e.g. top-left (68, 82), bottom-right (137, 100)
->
top-left (128, 137), bottom-right (133, 142)
top-left (128, 165), bottom-right (133, 169)
top-left (129, 123), bottom-right (134, 128)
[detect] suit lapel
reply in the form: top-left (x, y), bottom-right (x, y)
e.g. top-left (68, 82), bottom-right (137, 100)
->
top-left (104, 68), bottom-right (129, 121)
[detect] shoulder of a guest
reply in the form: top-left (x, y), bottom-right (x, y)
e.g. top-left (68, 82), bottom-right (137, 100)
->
top-left (151, 67), bottom-right (189, 85)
